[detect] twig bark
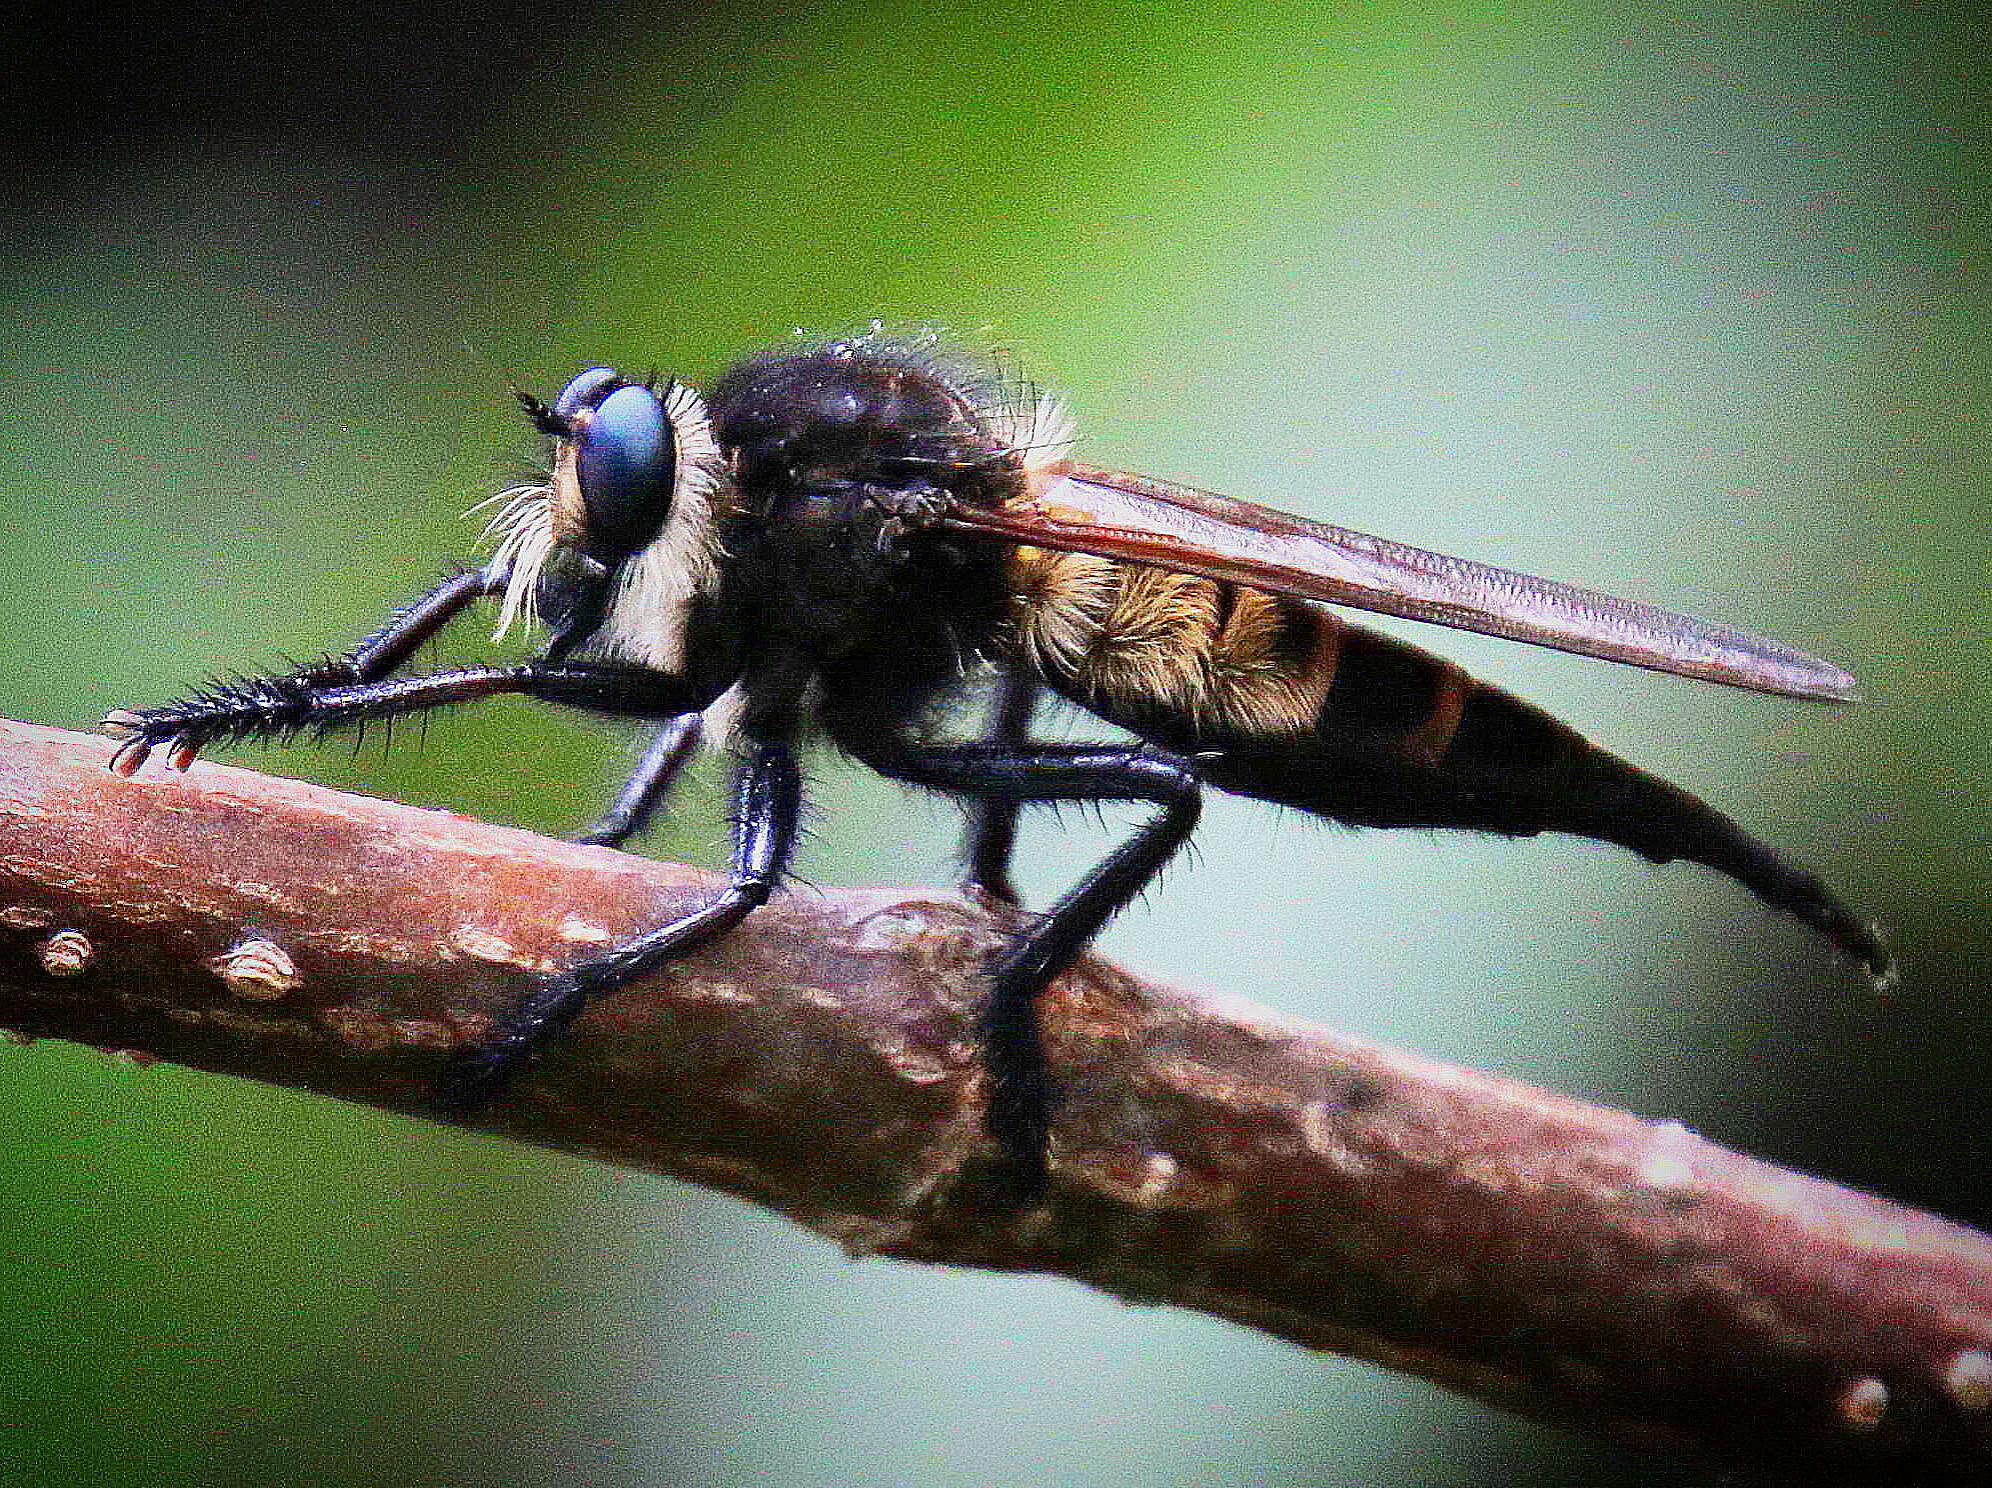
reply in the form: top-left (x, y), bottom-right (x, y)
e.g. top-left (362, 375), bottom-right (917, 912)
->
top-left (0, 717), bottom-right (1986, 1482)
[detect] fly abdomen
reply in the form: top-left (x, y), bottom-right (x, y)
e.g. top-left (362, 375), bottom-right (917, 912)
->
top-left (1006, 548), bottom-right (1346, 736)
top-left (1010, 547), bottom-right (1889, 982)
top-left (1434, 676), bottom-right (1891, 982)
top-left (1007, 544), bottom-right (1498, 768)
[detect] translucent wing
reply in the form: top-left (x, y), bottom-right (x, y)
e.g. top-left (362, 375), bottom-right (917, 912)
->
top-left (933, 465), bottom-right (1857, 701)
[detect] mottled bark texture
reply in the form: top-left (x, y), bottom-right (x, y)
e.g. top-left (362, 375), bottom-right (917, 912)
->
top-left (0, 718), bottom-right (1986, 1482)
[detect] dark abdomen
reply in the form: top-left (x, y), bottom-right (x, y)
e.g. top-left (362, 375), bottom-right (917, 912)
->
top-left (1006, 548), bottom-right (1887, 978)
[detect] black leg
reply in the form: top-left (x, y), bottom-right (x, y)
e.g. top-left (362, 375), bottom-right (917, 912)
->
top-left (578, 712), bottom-right (705, 848)
top-left (339, 566), bottom-right (506, 680)
top-left (106, 566), bottom-right (504, 773)
top-left (959, 670), bottom-right (1039, 903)
top-left (865, 739), bottom-right (1202, 1193)
top-left (107, 661), bottom-right (710, 771)
top-left (433, 739), bottom-right (803, 1111)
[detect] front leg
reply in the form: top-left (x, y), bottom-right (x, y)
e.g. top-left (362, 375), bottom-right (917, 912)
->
top-left (106, 662), bottom-right (710, 771)
top-left (434, 737), bottom-right (803, 1112)
top-left (105, 566), bottom-right (504, 774)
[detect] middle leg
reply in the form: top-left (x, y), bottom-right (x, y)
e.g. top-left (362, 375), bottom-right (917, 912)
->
top-left (434, 736), bottom-right (803, 1112)
top-left (958, 668), bottom-right (1039, 903)
top-left (579, 712), bottom-right (705, 848)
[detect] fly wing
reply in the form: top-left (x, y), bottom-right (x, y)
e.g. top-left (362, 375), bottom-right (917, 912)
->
top-left (933, 465), bottom-right (1858, 701)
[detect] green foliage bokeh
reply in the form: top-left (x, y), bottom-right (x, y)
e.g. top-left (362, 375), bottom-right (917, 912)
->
top-left (1, 5), bottom-right (1986, 1484)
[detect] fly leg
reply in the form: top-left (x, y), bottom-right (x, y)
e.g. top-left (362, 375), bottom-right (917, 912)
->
top-left (106, 566), bottom-right (505, 774)
top-left (334, 565), bottom-right (508, 679)
top-left (864, 739), bottom-right (1202, 1194)
top-left (958, 669), bottom-right (1039, 904)
top-left (105, 661), bottom-right (709, 767)
top-left (107, 650), bottom-right (747, 1113)
top-left (433, 738), bottom-right (802, 1112)
top-left (579, 712), bottom-right (705, 847)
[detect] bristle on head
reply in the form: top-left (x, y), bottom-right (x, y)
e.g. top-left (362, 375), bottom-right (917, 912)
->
top-left (470, 374), bottom-right (729, 653)
top-left (471, 483), bottom-right (557, 640)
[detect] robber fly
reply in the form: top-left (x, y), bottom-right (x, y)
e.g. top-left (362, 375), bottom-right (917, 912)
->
top-left (105, 329), bottom-right (1891, 1192)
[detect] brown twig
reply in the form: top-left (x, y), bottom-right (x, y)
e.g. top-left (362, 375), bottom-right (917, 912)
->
top-left (0, 717), bottom-right (1986, 1482)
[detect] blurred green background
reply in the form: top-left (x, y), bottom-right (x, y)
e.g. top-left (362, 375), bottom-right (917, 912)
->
top-left (1, 3), bottom-right (1986, 1483)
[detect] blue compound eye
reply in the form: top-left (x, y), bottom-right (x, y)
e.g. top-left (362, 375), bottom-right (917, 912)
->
top-left (553, 366), bottom-right (621, 423)
top-left (574, 381), bottom-right (676, 558)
